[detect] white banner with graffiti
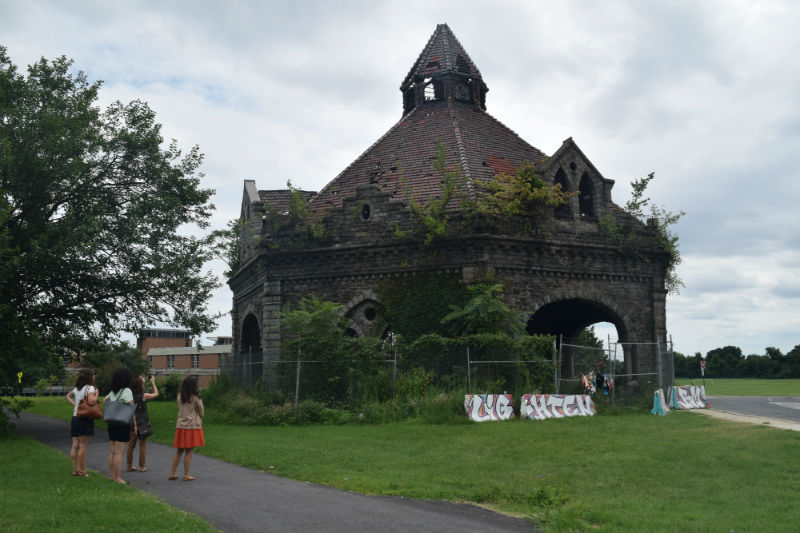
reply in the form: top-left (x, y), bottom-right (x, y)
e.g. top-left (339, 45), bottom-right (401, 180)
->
top-left (464, 394), bottom-right (515, 422)
top-left (651, 389), bottom-right (670, 415)
top-left (669, 385), bottom-right (708, 409)
top-left (520, 394), bottom-right (596, 420)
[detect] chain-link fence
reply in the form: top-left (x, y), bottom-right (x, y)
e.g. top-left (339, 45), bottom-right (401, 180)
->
top-left (224, 335), bottom-right (673, 408)
top-left (556, 335), bottom-right (674, 406)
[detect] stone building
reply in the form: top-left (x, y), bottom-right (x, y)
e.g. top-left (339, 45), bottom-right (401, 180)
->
top-left (229, 24), bottom-right (673, 389)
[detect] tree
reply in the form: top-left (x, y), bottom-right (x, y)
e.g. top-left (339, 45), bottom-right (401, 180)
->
top-left (601, 173), bottom-right (685, 294)
top-left (705, 346), bottom-right (743, 378)
top-left (441, 283), bottom-right (525, 336)
top-left (0, 47), bottom-right (220, 387)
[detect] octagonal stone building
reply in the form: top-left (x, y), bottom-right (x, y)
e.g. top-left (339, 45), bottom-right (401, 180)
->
top-left (229, 24), bottom-right (673, 390)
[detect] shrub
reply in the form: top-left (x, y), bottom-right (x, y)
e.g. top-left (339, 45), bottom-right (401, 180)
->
top-left (155, 373), bottom-right (184, 401)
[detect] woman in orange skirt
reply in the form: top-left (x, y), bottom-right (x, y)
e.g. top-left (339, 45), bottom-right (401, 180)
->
top-left (169, 376), bottom-right (204, 481)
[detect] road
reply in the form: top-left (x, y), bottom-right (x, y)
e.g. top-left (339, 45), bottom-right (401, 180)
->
top-left (707, 395), bottom-right (800, 424)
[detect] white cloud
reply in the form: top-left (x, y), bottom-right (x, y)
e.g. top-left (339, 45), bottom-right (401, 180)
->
top-left (3, 0), bottom-right (799, 355)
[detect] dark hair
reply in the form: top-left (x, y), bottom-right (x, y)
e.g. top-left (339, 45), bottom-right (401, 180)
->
top-left (179, 376), bottom-right (199, 404)
top-left (75, 369), bottom-right (95, 389)
top-left (110, 368), bottom-right (133, 394)
top-left (130, 375), bottom-right (144, 395)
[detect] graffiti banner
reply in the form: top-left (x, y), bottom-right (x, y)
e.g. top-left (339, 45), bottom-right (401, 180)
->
top-left (519, 394), bottom-right (596, 420)
top-left (651, 389), bottom-right (670, 415)
top-left (669, 385), bottom-right (708, 409)
top-left (464, 394), bottom-right (515, 422)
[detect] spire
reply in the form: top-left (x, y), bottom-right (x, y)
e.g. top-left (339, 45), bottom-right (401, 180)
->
top-left (400, 24), bottom-right (488, 115)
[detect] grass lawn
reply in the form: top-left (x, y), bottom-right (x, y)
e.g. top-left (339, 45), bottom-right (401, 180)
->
top-left (0, 432), bottom-right (217, 532)
top-left (21, 395), bottom-right (800, 533)
top-left (675, 378), bottom-right (800, 396)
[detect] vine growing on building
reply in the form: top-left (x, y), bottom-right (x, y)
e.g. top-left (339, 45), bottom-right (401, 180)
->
top-left (600, 172), bottom-right (685, 294)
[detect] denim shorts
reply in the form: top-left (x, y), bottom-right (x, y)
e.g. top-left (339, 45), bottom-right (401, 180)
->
top-left (70, 416), bottom-right (95, 437)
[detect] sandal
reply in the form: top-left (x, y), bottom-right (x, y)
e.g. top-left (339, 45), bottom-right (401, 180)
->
top-left (77, 471), bottom-right (90, 477)
top-left (183, 475), bottom-right (196, 481)
top-left (168, 475), bottom-right (178, 480)
top-left (72, 471), bottom-right (78, 477)
top-left (126, 466), bottom-right (138, 472)
top-left (138, 466), bottom-right (147, 472)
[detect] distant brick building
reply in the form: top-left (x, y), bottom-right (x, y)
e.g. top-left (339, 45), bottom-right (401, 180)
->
top-left (138, 328), bottom-right (231, 388)
top-left (230, 24), bottom-right (673, 389)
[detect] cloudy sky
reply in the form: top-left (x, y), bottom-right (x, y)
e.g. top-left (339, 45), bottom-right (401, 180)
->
top-left (3, 1), bottom-right (799, 358)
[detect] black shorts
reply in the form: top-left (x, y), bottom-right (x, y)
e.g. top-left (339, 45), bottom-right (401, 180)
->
top-left (70, 416), bottom-right (95, 437)
top-left (107, 423), bottom-right (131, 443)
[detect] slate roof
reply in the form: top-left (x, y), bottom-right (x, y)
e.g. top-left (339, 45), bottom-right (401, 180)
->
top-left (306, 24), bottom-right (548, 215)
top-left (259, 189), bottom-right (316, 214)
top-left (400, 23), bottom-right (483, 90)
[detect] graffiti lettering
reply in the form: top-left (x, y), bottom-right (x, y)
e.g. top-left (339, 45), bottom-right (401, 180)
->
top-left (669, 385), bottom-right (708, 409)
top-left (464, 394), bottom-right (515, 422)
top-left (520, 394), bottom-right (595, 420)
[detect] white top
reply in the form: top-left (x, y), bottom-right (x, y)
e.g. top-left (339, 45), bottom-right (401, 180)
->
top-left (72, 385), bottom-right (96, 417)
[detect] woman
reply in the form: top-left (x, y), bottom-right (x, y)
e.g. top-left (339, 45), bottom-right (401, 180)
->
top-left (169, 376), bottom-right (204, 481)
top-left (126, 375), bottom-right (159, 472)
top-left (65, 369), bottom-right (97, 477)
top-left (104, 368), bottom-right (134, 484)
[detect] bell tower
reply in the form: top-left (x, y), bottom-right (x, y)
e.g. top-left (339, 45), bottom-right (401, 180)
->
top-left (400, 23), bottom-right (489, 115)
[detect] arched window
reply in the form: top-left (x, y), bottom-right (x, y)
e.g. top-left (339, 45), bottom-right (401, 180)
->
top-left (579, 173), bottom-right (595, 219)
top-left (241, 314), bottom-right (261, 349)
top-left (554, 168), bottom-right (571, 218)
top-left (423, 78), bottom-right (443, 101)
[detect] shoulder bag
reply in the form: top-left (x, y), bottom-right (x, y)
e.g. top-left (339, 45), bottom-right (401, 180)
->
top-left (137, 423), bottom-right (153, 437)
top-left (76, 387), bottom-right (103, 420)
top-left (104, 391), bottom-right (136, 426)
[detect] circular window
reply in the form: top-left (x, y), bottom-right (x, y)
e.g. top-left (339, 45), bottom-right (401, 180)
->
top-left (569, 162), bottom-right (577, 171)
top-left (364, 307), bottom-right (377, 321)
top-left (361, 204), bottom-right (371, 220)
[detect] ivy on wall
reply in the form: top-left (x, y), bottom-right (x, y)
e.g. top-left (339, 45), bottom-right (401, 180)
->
top-left (377, 272), bottom-right (469, 340)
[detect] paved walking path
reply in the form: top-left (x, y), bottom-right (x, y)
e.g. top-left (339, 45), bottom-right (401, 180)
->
top-left (15, 412), bottom-right (537, 533)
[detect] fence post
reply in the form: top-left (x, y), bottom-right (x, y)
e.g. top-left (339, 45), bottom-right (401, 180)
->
top-left (657, 335), bottom-right (663, 390)
top-left (392, 334), bottom-right (397, 397)
top-left (466, 345), bottom-right (471, 394)
top-left (552, 338), bottom-right (557, 393)
top-left (247, 346), bottom-right (252, 386)
top-left (556, 334), bottom-right (563, 394)
top-left (294, 347), bottom-right (301, 407)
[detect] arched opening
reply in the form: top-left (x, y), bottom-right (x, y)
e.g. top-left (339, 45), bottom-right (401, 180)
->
top-left (579, 172), bottom-right (595, 218)
top-left (423, 78), bottom-right (443, 101)
top-left (241, 314), bottom-right (261, 349)
top-left (240, 313), bottom-right (262, 384)
top-left (527, 299), bottom-right (629, 386)
top-left (554, 168), bottom-right (571, 218)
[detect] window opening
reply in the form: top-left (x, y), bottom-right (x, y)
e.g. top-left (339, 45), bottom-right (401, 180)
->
top-left (554, 168), bottom-right (571, 218)
top-left (579, 173), bottom-right (595, 218)
top-left (191, 354), bottom-right (199, 369)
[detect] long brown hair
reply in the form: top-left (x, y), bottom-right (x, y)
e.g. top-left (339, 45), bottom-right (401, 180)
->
top-left (75, 369), bottom-right (95, 389)
top-left (179, 376), bottom-right (199, 404)
top-left (130, 375), bottom-right (144, 395)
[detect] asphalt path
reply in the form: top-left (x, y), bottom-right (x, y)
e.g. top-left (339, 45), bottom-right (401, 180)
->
top-left (707, 396), bottom-right (800, 424)
top-left (14, 412), bottom-right (538, 533)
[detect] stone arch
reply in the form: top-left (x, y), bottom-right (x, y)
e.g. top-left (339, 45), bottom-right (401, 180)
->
top-left (241, 313), bottom-right (261, 349)
top-left (238, 311), bottom-right (263, 385)
top-left (525, 291), bottom-right (636, 378)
